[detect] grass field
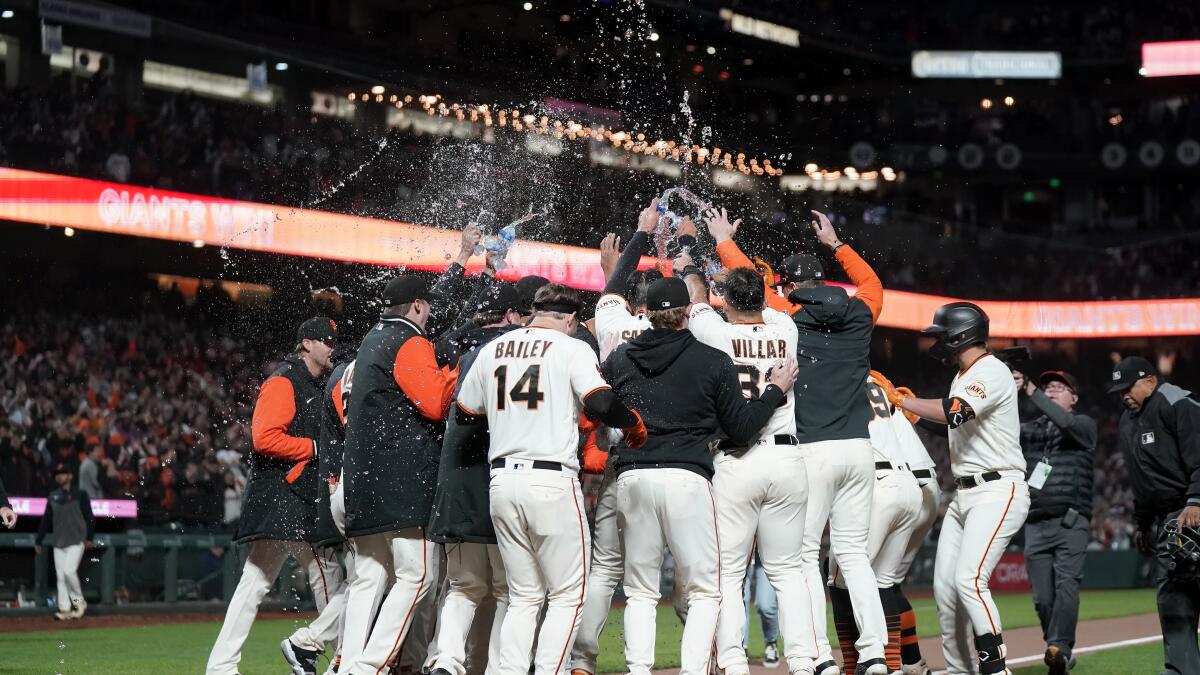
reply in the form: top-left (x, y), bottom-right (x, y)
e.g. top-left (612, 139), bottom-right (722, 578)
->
top-left (4, 589), bottom-right (1159, 674)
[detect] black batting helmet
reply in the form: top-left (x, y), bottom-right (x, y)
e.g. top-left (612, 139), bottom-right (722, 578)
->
top-left (922, 302), bottom-right (989, 361)
top-left (1161, 518), bottom-right (1200, 581)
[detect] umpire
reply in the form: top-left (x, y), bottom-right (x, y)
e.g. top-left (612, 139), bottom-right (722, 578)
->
top-left (1109, 356), bottom-right (1200, 675)
top-left (1018, 370), bottom-right (1096, 674)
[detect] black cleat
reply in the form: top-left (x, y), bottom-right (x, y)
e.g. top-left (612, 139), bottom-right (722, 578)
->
top-left (281, 639), bottom-right (320, 675)
top-left (1045, 645), bottom-right (1068, 675)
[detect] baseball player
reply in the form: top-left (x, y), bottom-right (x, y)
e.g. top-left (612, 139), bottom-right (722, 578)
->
top-left (708, 208), bottom-right (888, 675)
top-left (887, 302), bottom-right (1031, 675)
top-left (455, 283), bottom-right (647, 675)
top-left (676, 260), bottom-right (815, 674)
top-left (340, 275), bottom-right (457, 675)
top-left (828, 374), bottom-right (923, 674)
top-left (426, 283), bottom-right (524, 675)
top-left (885, 383), bottom-right (941, 675)
top-left (34, 463), bottom-right (94, 621)
top-left (571, 204), bottom-right (661, 675)
top-left (602, 276), bottom-right (798, 675)
top-left (282, 345), bottom-right (357, 675)
top-left (207, 317), bottom-right (339, 675)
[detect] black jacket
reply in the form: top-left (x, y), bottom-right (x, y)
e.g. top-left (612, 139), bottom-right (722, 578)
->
top-left (603, 328), bottom-right (784, 480)
top-left (1119, 382), bottom-right (1200, 529)
top-left (428, 325), bottom-right (515, 545)
top-left (1020, 389), bottom-right (1097, 523)
top-left (787, 285), bottom-right (874, 443)
top-left (238, 354), bottom-right (323, 544)
top-left (343, 318), bottom-right (449, 537)
top-left (313, 353), bottom-right (355, 546)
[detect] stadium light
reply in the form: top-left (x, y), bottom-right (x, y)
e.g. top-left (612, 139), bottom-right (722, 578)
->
top-left (63, 226), bottom-right (74, 237)
top-left (706, 46), bottom-right (717, 55)
top-left (649, 32), bottom-right (660, 42)
top-left (193, 239), bottom-right (205, 248)
top-left (522, 2), bottom-right (532, 10)
top-left (1, 10), bottom-right (13, 19)
top-left (370, 85), bottom-right (385, 94)
top-left (274, 62), bottom-right (288, 71)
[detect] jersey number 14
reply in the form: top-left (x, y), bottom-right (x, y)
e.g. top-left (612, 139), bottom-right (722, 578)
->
top-left (494, 364), bottom-right (545, 410)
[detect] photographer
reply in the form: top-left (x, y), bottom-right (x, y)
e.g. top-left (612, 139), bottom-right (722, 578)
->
top-left (1019, 370), bottom-right (1096, 674)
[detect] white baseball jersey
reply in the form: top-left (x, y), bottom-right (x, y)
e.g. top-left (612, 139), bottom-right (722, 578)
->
top-left (687, 303), bottom-right (798, 441)
top-left (595, 293), bottom-right (651, 361)
top-left (891, 410), bottom-right (935, 471)
top-left (865, 380), bottom-right (906, 466)
top-left (947, 353), bottom-right (1024, 477)
top-left (456, 326), bottom-right (608, 472)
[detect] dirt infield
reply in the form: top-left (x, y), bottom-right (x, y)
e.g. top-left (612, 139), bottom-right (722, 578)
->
top-left (728, 612), bottom-right (1162, 674)
top-left (2, 610), bottom-right (308, 633)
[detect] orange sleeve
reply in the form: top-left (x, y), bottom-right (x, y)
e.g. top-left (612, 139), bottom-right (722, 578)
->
top-left (394, 336), bottom-right (459, 421)
top-left (715, 240), bottom-right (795, 313)
top-left (332, 379), bottom-right (346, 426)
top-left (581, 431), bottom-right (609, 474)
top-left (835, 246), bottom-right (883, 323)
top-left (251, 377), bottom-right (315, 461)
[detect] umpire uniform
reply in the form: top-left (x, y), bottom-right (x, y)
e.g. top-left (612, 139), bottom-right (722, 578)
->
top-left (207, 318), bottom-right (339, 675)
top-left (1019, 370), bottom-right (1096, 671)
top-left (1110, 357), bottom-right (1200, 675)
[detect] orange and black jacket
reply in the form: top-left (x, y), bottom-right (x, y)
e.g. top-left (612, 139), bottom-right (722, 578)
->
top-left (239, 354), bottom-right (323, 544)
top-left (717, 239), bottom-right (884, 444)
top-left (342, 317), bottom-right (458, 537)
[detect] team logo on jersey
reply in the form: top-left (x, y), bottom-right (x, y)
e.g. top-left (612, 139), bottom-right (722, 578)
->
top-left (1112, 370), bottom-right (1122, 381)
top-left (1142, 432), bottom-right (1155, 445)
top-left (964, 381), bottom-right (987, 399)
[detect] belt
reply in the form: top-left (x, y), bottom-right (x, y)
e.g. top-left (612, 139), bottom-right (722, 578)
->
top-left (716, 434), bottom-right (799, 452)
top-left (491, 459), bottom-right (564, 472)
top-left (955, 471), bottom-right (1002, 489)
top-left (875, 461), bottom-right (893, 470)
top-left (912, 468), bottom-right (934, 480)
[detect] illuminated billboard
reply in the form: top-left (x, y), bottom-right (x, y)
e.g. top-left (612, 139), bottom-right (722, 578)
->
top-left (911, 50), bottom-right (1062, 79)
top-left (1141, 40), bottom-right (1200, 77)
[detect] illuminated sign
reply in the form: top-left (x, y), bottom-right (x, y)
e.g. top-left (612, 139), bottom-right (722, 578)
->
top-left (1141, 40), bottom-right (1200, 77)
top-left (911, 50), bottom-right (1061, 79)
top-left (4, 168), bottom-right (1199, 338)
top-left (719, 9), bottom-right (799, 47)
top-left (10, 496), bottom-right (138, 519)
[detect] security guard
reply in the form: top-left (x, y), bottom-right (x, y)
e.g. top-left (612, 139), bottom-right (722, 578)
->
top-left (1109, 356), bottom-right (1200, 675)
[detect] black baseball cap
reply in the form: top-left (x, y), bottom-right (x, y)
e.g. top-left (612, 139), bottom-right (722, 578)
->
top-left (645, 277), bottom-right (690, 310)
top-left (1107, 356), bottom-right (1157, 394)
top-left (771, 254), bottom-right (824, 287)
top-left (515, 275), bottom-right (551, 314)
top-left (382, 275), bottom-right (438, 307)
top-left (1040, 370), bottom-right (1079, 393)
top-left (297, 316), bottom-right (338, 343)
top-left (475, 282), bottom-right (521, 315)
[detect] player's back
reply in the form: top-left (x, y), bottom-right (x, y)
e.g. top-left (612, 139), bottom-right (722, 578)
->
top-left (865, 381), bottom-right (905, 466)
top-left (460, 326), bottom-right (600, 471)
top-left (689, 305), bottom-right (797, 441)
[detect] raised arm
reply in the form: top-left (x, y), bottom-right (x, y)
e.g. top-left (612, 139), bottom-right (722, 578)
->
top-left (706, 207), bottom-right (794, 313)
top-left (602, 199), bottom-right (659, 296)
top-left (810, 210), bottom-right (882, 323)
top-left (1028, 388), bottom-right (1098, 448)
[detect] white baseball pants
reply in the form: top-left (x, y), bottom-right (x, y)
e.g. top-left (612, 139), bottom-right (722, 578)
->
top-left (289, 545), bottom-right (350, 653)
top-left (618, 468), bottom-right (720, 675)
top-left (712, 443), bottom-right (815, 674)
top-left (428, 542), bottom-right (508, 675)
top-left (799, 439), bottom-right (887, 666)
top-left (343, 528), bottom-right (439, 675)
top-left (53, 543), bottom-right (85, 614)
top-left (206, 539), bottom-right (326, 675)
top-left (832, 467), bottom-right (922, 588)
top-left (489, 465), bottom-right (590, 675)
top-left (570, 474), bottom-right (622, 674)
top-left (897, 476), bottom-right (941, 581)
top-left (934, 476), bottom-right (1030, 675)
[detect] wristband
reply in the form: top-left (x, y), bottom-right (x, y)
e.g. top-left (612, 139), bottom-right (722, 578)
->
top-left (681, 265), bottom-right (705, 279)
top-left (831, 241), bottom-right (846, 253)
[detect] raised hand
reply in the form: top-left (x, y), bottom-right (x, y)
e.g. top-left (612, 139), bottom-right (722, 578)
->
top-left (637, 198), bottom-right (660, 233)
top-left (600, 233), bottom-right (622, 281)
top-left (809, 210), bottom-right (842, 250)
top-left (703, 207), bottom-right (741, 244)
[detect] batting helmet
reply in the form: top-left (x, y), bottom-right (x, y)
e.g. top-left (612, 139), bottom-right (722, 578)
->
top-left (922, 302), bottom-right (989, 361)
top-left (1161, 518), bottom-right (1200, 581)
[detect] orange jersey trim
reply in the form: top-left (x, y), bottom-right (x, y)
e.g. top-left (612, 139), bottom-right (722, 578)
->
top-left (251, 376), bottom-right (314, 461)
top-left (393, 336), bottom-right (459, 421)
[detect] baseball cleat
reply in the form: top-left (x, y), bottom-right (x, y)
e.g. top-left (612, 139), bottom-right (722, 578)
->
top-left (570, 670), bottom-right (593, 675)
top-left (900, 659), bottom-right (932, 675)
top-left (762, 640), bottom-right (780, 668)
top-left (68, 599), bottom-right (87, 619)
top-left (281, 638), bottom-right (320, 675)
top-left (853, 658), bottom-right (888, 675)
top-left (429, 670), bottom-right (453, 675)
top-left (1044, 645), bottom-right (1068, 675)
top-left (815, 659), bottom-right (840, 675)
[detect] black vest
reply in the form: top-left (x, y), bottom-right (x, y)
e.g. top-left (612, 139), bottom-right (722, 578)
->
top-left (343, 318), bottom-right (443, 537)
top-left (237, 354), bottom-right (322, 543)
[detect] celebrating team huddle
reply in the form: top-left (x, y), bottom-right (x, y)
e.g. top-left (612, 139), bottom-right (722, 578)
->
top-left (206, 200), bottom-right (1030, 675)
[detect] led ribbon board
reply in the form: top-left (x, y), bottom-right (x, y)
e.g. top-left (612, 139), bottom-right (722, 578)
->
top-left (911, 50), bottom-right (1062, 79)
top-left (3, 168), bottom-right (1199, 337)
